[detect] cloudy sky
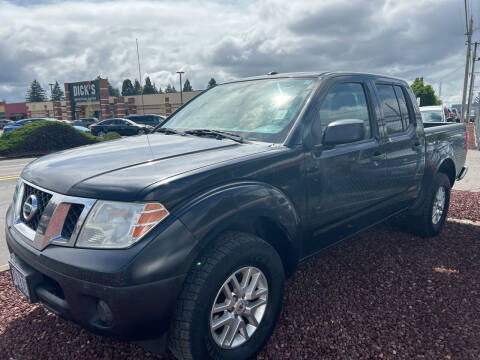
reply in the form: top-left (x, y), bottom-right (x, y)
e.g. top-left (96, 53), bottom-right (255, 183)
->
top-left (0, 0), bottom-right (477, 104)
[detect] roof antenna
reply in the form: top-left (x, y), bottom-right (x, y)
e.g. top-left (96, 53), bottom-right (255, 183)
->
top-left (267, 71), bottom-right (278, 75)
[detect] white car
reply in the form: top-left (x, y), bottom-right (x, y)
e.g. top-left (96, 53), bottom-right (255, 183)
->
top-left (420, 105), bottom-right (446, 123)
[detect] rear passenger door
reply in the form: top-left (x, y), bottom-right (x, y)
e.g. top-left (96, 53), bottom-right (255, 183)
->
top-left (375, 83), bottom-right (423, 203)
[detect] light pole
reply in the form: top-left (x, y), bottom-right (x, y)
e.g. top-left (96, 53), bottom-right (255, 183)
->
top-left (177, 71), bottom-right (184, 105)
top-left (48, 83), bottom-right (55, 100)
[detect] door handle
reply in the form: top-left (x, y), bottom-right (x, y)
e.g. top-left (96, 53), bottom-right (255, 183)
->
top-left (371, 151), bottom-right (384, 160)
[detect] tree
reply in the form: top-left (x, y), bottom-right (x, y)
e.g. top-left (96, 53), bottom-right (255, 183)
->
top-left (207, 78), bottom-right (217, 89)
top-left (157, 86), bottom-right (163, 94)
top-left (108, 81), bottom-right (120, 97)
top-left (134, 79), bottom-right (142, 95)
top-left (51, 81), bottom-right (64, 101)
top-left (143, 76), bottom-right (157, 94)
top-left (183, 79), bottom-right (193, 92)
top-left (410, 77), bottom-right (442, 106)
top-left (165, 84), bottom-right (177, 93)
top-left (121, 79), bottom-right (135, 96)
top-left (26, 80), bottom-right (47, 102)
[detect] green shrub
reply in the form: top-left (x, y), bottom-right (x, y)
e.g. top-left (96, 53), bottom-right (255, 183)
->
top-left (0, 121), bottom-right (102, 157)
top-left (103, 131), bottom-right (122, 141)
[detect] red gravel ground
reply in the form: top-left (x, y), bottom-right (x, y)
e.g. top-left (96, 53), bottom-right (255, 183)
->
top-left (1, 190), bottom-right (480, 359)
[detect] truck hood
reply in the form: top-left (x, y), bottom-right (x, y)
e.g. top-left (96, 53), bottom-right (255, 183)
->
top-left (22, 133), bottom-right (272, 200)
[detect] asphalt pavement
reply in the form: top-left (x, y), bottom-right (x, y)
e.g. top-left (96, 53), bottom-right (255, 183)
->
top-left (0, 151), bottom-right (478, 268)
top-left (0, 157), bottom-right (36, 266)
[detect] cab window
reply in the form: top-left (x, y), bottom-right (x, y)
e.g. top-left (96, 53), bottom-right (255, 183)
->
top-left (376, 84), bottom-right (403, 135)
top-left (318, 82), bottom-right (372, 141)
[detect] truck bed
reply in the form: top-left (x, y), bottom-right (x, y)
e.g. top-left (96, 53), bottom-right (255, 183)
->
top-left (423, 122), bottom-right (467, 178)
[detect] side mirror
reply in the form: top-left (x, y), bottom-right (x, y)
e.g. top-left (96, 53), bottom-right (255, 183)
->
top-left (323, 119), bottom-right (365, 146)
top-left (446, 117), bottom-right (455, 122)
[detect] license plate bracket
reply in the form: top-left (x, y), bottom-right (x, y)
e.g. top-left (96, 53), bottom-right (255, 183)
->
top-left (8, 254), bottom-right (42, 303)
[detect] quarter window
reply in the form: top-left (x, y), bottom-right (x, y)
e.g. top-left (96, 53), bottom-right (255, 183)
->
top-left (318, 82), bottom-right (372, 140)
top-left (376, 84), bottom-right (403, 135)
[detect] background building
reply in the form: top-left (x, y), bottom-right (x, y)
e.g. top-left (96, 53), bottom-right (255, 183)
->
top-left (0, 78), bottom-right (203, 121)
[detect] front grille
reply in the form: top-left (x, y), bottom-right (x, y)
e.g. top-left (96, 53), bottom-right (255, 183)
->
top-left (61, 204), bottom-right (84, 239)
top-left (21, 184), bottom-right (53, 231)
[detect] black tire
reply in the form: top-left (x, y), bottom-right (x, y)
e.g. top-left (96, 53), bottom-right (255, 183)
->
top-left (410, 172), bottom-right (451, 238)
top-left (168, 232), bottom-right (285, 360)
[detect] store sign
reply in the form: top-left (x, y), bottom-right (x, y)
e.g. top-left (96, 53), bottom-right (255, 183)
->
top-left (69, 80), bottom-right (100, 102)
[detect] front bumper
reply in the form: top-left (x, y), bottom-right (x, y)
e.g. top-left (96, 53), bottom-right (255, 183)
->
top-left (5, 205), bottom-right (193, 341)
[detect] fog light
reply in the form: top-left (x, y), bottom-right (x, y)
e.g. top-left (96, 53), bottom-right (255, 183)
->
top-left (97, 300), bottom-right (113, 326)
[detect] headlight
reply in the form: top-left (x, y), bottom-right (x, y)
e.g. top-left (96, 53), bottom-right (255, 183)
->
top-left (76, 201), bottom-right (169, 249)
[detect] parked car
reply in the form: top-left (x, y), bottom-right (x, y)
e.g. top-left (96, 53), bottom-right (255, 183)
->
top-left (90, 118), bottom-right (150, 137)
top-left (0, 119), bottom-right (14, 129)
top-left (72, 125), bottom-right (91, 133)
top-left (6, 72), bottom-right (468, 360)
top-left (419, 105), bottom-right (448, 122)
top-left (2, 117), bottom-right (56, 133)
top-left (125, 114), bottom-right (165, 128)
top-left (73, 117), bottom-right (98, 128)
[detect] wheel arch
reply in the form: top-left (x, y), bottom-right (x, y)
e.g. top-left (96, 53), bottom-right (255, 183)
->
top-left (175, 182), bottom-right (302, 278)
top-left (437, 158), bottom-right (456, 186)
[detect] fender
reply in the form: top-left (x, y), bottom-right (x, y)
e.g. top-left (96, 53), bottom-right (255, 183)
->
top-left (172, 181), bottom-right (302, 275)
top-left (409, 140), bottom-right (456, 215)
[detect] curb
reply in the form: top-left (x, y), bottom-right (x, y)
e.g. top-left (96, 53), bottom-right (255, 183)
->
top-left (0, 264), bottom-right (10, 272)
top-left (448, 218), bottom-right (480, 226)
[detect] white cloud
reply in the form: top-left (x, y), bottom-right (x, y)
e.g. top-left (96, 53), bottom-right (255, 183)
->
top-left (0, 0), bottom-right (470, 104)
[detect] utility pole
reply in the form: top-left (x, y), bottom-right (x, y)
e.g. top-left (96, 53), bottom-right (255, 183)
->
top-left (177, 71), bottom-right (184, 105)
top-left (461, 17), bottom-right (473, 122)
top-left (467, 42), bottom-right (478, 122)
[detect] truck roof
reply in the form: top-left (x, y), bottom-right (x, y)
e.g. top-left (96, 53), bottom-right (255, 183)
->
top-left (222, 71), bottom-right (408, 84)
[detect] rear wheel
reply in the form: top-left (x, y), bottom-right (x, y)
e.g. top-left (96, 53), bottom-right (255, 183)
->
top-left (168, 232), bottom-right (285, 360)
top-left (138, 129), bottom-right (145, 135)
top-left (97, 131), bottom-right (106, 138)
top-left (410, 173), bottom-right (451, 237)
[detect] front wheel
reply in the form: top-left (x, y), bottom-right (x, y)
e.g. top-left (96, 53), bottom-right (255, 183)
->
top-left (410, 172), bottom-right (451, 237)
top-left (169, 232), bottom-right (285, 360)
top-left (97, 131), bottom-right (106, 138)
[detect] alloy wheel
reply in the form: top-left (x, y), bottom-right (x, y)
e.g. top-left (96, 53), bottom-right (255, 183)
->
top-left (432, 186), bottom-right (446, 225)
top-left (210, 266), bottom-right (268, 349)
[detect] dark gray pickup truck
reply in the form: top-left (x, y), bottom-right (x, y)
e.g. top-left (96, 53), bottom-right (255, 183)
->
top-left (6, 72), bottom-right (467, 359)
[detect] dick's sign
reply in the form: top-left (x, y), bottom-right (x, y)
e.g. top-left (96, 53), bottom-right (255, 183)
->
top-left (69, 80), bottom-right (100, 102)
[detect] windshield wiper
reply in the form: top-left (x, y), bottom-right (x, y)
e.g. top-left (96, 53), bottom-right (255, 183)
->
top-left (156, 127), bottom-right (185, 135)
top-left (184, 129), bottom-right (244, 143)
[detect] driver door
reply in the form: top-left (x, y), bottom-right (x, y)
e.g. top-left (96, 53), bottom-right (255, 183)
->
top-left (304, 76), bottom-right (388, 253)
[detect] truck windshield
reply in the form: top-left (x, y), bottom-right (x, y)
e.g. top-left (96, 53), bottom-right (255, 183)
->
top-left (421, 110), bottom-right (443, 122)
top-left (161, 78), bottom-right (316, 143)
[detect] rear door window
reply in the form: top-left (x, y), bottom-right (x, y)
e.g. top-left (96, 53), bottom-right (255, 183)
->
top-left (394, 86), bottom-right (411, 130)
top-left (376, 84), bottom-right (403, 135)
